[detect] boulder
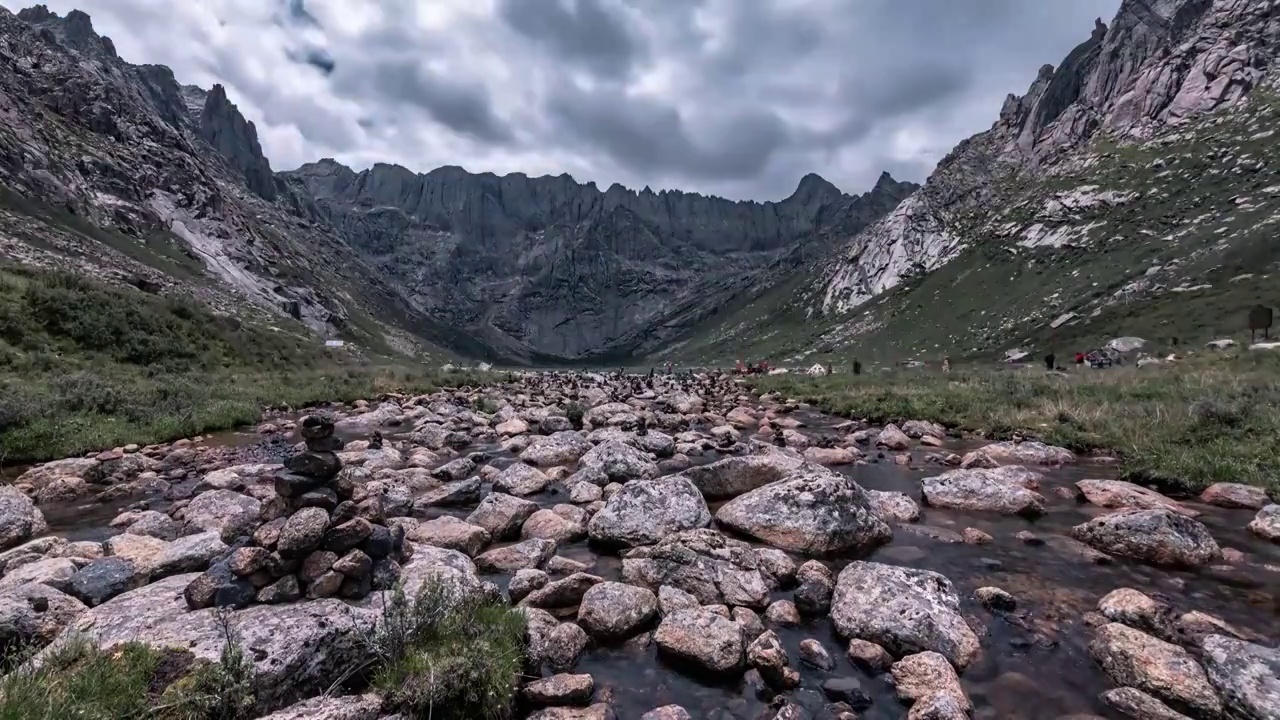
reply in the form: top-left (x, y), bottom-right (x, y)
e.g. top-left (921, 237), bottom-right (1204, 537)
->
top-left (678, 450), bottom-right (804, 500)
top-left (576, 441), bottom-right (658, 483)
top-left (0, 487), bottom-right (47, 551)
top-left (1071, 509), bottom-right (1221, 567)
top-left (1201, 634), bottom-right (1280, 720)
top-left (493, 463), bottom-right (551, 496)
top-left (182, 490), bottom-right (262, 540)
top-left (1199, 483), bottom-right (1269, 510)
top-left (715, 464), bottom-right (891, 555)
top-left (1076, 479), bottom-right (1198, 517)
top-left (622, 529), bottom-right (774, 608)
top-left (654, 608), bottom-right (745, 674)
top-left (921, 467), bottom-right (1046, 516)
top-left (520, 432), bottom-right (593, 466)
top-left (467, 493), bottom-right (539, 540)
top-left (830, 562), bottom-right (979, 669)
top-left (587, 476), bottom-right (711, 548)
top-left (577, 582), bottom-right (658, 640)
top-left (1089, 623), bottom-right (1222, 718)
top-left (45, 574), bottom-right (380, 713)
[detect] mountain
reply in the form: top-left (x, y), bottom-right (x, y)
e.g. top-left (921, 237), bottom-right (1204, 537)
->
top-left (671, 0), bottom-right (1280, 365)
top-left (279, 161), bottom-right (914, 361)
top-left (0, 5), bottom-right (916, 365)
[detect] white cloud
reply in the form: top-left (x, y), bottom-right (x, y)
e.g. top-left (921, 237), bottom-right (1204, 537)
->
top-left (2, 0), bottom-right (1122, 200)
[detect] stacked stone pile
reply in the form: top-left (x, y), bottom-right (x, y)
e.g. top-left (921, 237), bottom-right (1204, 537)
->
top-left (183, 414), bottom-right (411, 609)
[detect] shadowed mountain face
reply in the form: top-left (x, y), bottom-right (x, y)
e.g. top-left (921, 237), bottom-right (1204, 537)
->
top-left (0, 4), bottom-right (917, 364)
top-left (279, 161), bottom-right (917, 360)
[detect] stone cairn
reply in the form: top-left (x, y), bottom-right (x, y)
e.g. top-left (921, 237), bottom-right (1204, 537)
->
top-left (184, 414), bottom-right (411, 610)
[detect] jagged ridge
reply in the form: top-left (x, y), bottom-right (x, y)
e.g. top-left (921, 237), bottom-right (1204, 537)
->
top-left (0, 4), bottom-right (917, 364)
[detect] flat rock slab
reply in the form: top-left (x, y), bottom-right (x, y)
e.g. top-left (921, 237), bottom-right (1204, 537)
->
top-left (48, 574), bottom-right (378, 714)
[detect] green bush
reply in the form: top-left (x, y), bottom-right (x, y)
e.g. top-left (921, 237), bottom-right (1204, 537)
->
top-left (563, 402), bottom-right (584, 430)
top-left (0, 620), bottom-right (254, 720)
top-left (368, 584), bottom-right (527, 720)
top-left (0, 266), bottom-right (500, 463)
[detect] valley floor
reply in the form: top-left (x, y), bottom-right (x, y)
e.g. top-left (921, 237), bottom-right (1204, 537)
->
top-left (751, 351), bottom-right (1280, 495)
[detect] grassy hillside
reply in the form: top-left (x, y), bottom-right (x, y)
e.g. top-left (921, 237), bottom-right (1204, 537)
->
top-left (753, 351), bottom-right (1280, 494)
top-left (0, 266), bottom-right (486, 464)
top-left (668, 90), bottom-right (1280, 368)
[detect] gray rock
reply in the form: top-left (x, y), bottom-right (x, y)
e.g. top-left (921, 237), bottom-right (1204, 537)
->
top-left (921, 466), bottom-right (1047, 516)
top-left (678, 450), bottom-right (805, 500)
top-left (521, 432), bottom-right (593, 466)
top-left (715, 464), bottom-right (892, 555)
top-left (522, 673), bottom-right (595, 707)
top-left (654, 607), bottom-right (745, 674)
top-left (830, 561), bottom-right (979, 669)
top-left (577, 441), bottom-right (658, 483)
top-left (1089, 623), bottom-right (1222, 718)
top-left (67, 557), bottom-right (145, 606)
top-left (520, 572), bottom-right (602, 609)
top-left (182, 489), bottom-right (262, 540)
top-left (622, 529), bottom-right (774, 608)
top-left (1201, 634), bottom-right (1280, 720)
top-left (467, 492), bottom-right (539, 540)
top-left (475, 538), bottom-right (557, 573)
top-left (578, 582), bottom-right (658, 640)
top-left (587, 476), bottom-right (711, 548)
top-left (1071, 509), bottom-right (1221, 567)
top-left (44, 573), bottom-right (380, 713)
top-left (0, 583), bottom-right (86, 651)
top-left (256, 694), bottom-right (383, 720)
top-left (0, 487), bottom-right (47, 551)
top-left (277, 507), bottom-right (331, 557)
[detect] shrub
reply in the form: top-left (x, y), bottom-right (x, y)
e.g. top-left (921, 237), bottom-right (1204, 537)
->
top-left (368, 583), bottom-right (527, 720)
top-left (563, 402), bottom-right (585, 430)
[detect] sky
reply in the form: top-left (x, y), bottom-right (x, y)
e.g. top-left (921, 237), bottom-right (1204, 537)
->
top-left (3, 0), bottom-right (1122, 201)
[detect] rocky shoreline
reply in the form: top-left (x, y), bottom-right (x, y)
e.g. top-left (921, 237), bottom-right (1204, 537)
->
top-left (0, 371), bottom-right (1277, 719)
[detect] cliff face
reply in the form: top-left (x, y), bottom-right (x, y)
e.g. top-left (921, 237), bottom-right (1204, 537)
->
top-left (818, 0), bottom-right (1279, 319)
top-left (0, 4), bottom-right (916, 363)
top-left (278, 157), bottom-right (917, 360)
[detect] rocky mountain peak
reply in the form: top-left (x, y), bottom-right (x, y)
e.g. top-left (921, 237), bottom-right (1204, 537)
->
top-left (199, 84), bottom-right (277, 201)
top-left (790, 173), bottom-right (843, 206)
top-left (18, 5), bottom-right (115, 57)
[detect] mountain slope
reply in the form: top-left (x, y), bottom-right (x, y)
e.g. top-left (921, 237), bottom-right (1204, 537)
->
top-left (278, 160), bottom-right (915, 362)
top-left (674, 0), bottom-right (1280, 366)
top-left (0, 4), bottom-right (917, 366)
top-left (0, 5), bottom-right (488, 361)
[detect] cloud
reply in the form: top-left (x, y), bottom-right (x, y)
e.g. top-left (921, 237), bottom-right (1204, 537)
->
top-left (1, 0), bottom-right (1122, 200)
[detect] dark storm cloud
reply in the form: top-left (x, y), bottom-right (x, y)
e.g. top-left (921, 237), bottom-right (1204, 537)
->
top-left (3, 0), bottom-right (1124, 200)
top-left (497, 0), bottom-right (645, 79)
top-left (341, 56), bottom-right (515, 145)
top-left (545, 84), bottom-right (789, 180)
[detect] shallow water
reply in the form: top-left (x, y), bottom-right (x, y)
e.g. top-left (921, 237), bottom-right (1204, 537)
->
top-left (26, 392), bottom-right (1280, 719)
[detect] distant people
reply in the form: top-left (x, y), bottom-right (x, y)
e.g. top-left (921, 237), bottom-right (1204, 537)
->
top-left (853, 359), bottom-right (862, 375)
top-left (1075, 352), bottom-right (1085, 365)
top-left (1045, 353), bottom-right (1055, 371)
top-left (825, 363), bottom-right (833, 376)
top-left (942, 357), bottom-right (951, 373)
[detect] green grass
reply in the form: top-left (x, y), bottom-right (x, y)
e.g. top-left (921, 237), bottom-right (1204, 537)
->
top-left (752, 351), bottom-right (1280, 495)
top-left (0, 266), bottom-right (495, 464)
top-left (368, 584), bottom-right (527, 720)
top-left (0, 621), bottom-right (254, 720)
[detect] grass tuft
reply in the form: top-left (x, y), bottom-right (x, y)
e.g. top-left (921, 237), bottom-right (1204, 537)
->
top-left (751, 352), bottom-right (1280, 494)
top-left (367, 583), bottom-right (527, 720)
top-left (0, 618), bottom-right (255, 720)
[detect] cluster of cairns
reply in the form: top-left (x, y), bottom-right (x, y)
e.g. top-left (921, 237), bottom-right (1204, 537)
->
top-left (183, 414), bottom-right (411, 609)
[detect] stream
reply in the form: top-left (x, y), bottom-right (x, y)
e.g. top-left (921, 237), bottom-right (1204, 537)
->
top-left (16, 380), bottom-right (1280, 719)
